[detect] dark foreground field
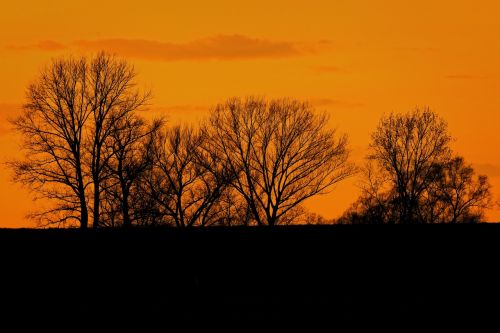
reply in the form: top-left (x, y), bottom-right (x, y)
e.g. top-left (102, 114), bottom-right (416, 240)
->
top-left (1, 224), bottom-right (499, 331)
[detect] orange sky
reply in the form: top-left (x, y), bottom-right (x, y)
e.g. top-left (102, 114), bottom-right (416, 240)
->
top-left (1, 0), bottom-right (500, 227)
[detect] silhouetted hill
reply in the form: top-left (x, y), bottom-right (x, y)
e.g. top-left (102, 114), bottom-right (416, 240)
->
top-left (0, 224), bottom-right (499, 331)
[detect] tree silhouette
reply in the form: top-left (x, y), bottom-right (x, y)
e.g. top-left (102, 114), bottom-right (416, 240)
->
top-left (368, 108), bottom-right (451, 224)
top-left (86, 53), bottom-right (150, 228)
top-left (205, 97), bottom-right (354, 226)
top-left (147, 125), bottom-right (233, 227)
top-left (9, 53), bottom-right (149, 229)
top-left (426, 157), bottom-right (491, 223)
top-left (337, 162), bottom-right (397, 224)
top-left (101, 114), bottom-right (163, 227)
top-left (9, 57), bottom-right (91, 228)
top-left (339, 108), bottom-right (492, 224)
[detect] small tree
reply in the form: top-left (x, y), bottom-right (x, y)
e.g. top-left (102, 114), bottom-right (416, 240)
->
top-left (206, 97), bottom-right (355, 226)
top-left (430, 157), bottom-right (491, 223)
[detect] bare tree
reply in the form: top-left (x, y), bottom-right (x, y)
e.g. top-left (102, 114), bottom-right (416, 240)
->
top-left (102, 114), bottom-right (163, 227)
top-left (9, 57), bottom-right (91, 228)
top-left (211, 188), bottom-right (255, 226)
top-left (8, 53), bottom-right (150, 228)
top-left (344, 156), bottom-right (492, 224)
top-left (368, 108), bottom-right (451, 223)
top-left (148, 125), bottom-right (232, 227)
top-left (342, 109), bottom-right (492, 224)
top-left (205, 97), bottom-right (355, 226)
top-left (430, 157), bottom-right (491, 223)
top-left (134, 166), bottom-right (168, 227)
top-left (86, 53), bottom-right (150, 228)
top-left (337, 162), bottom-right (399, 225)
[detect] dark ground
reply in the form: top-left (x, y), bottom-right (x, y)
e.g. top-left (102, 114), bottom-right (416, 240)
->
top-left (0, 224), bottom-right (499, 331)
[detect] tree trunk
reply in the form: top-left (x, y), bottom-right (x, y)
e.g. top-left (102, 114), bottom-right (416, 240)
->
top-left (93, 178), bottom-right (100, 229)
top-left (92, 145), bottom-right (101, 229)
top-left (76, 154), bottom-right (88, 230)
top-left (80, 198), bottom-right (89, 229)
top-left (122, 186), bottom-right (131, 228)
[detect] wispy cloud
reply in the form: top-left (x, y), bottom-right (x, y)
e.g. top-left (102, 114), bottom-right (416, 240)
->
top-left (474, 163), bottom-right (500, 178)
top-left (151, 105), bottom-right (208, 114)
top-left (311, 65), bottom-right (342, 73)
top-left (74, 35), bottom-right (326, 61)
top-left (7, 40), bottom-right (67, 51)
top-left (7, 35), bottom-right (330, 62)
top-left (310, 98), bottom-right (364, 108)
top-left (405, 47), bottom-right (438, 53)
top-left (445, 74), bottom-right (484, 80)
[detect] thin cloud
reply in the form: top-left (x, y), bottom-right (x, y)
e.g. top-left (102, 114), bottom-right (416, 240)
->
top-left (397, 46), bottom-right (439, 54)
top-left (474, 163), bottom-right (500, 178)
top-left (152, 105), bottom-right (208, 114)
top-left (7, 40), bottom-right (67, 51)
top-left (407, 47), bottom-right (438, 53)
top-left (312, 65), bottom-right (342, 73)
top-left (445, 74), bottom-right (484, 80)
top-left (8, 35), bottom-right (330, 61)
top-left (310, 98), bottom-right (364, 108)
top-left (73, 35), bottom-right (326, 61)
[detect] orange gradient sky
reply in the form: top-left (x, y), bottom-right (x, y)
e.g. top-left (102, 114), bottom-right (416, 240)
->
top-left (1, 0), bottom-right (500, 227)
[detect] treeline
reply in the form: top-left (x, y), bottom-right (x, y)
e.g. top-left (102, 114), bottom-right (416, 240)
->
top-left (9, 53), bottom-right (353, 228)
top-left (9, 53), bottom-right (492, 228)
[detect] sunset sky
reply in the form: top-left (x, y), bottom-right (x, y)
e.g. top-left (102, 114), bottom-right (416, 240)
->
top-left (1, 0), bottom-right (500, 227)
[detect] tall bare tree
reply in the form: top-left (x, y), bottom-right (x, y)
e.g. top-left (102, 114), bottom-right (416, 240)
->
top-left (9, 53), bottom-right (150, 228)
top-left (9, 57), bottom-right (91, 228)
top-left (205, 97), bottom-right (354, 226)
top-left (86, 53), bottom-right (150, 228)
top-left (148, 125), bottom-right (232, 227)
top-left (368, 108), bottom-right (451, 223)
top-left (102, 115), bottom-right (163, 227)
